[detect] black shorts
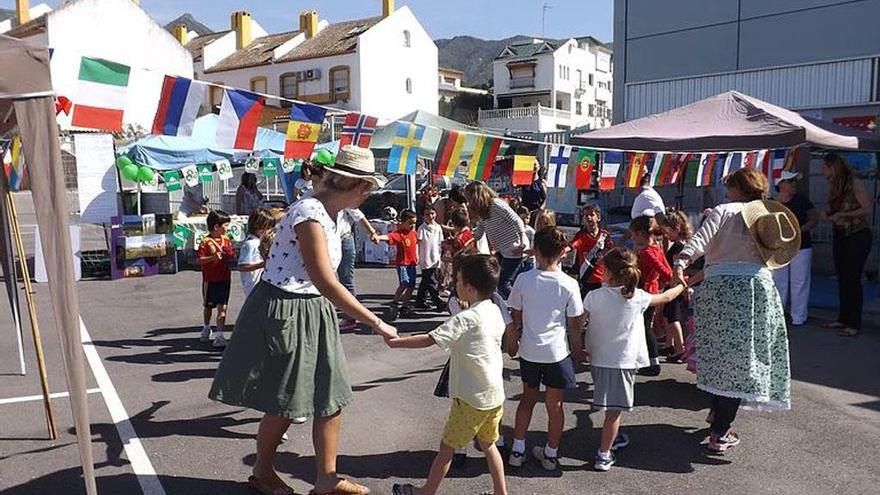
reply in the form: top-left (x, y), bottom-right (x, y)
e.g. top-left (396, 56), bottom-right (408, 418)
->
top-left (663, 295), bottom-right (686, 323)
top-left (519, 357), bottom-right (577, 390)
top-left (203, 280), bottom-right (231, 308)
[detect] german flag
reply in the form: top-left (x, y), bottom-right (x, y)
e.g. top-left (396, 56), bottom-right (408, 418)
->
top-left (468, 135), bottom-right (502, 181)
top-left (433, 130), bottom-right (468, 176)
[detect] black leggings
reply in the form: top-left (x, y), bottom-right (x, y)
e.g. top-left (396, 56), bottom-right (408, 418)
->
top-left (832, 228), bottom-right (872, 331)
top-left (709, 394), bottom-right (742, 436)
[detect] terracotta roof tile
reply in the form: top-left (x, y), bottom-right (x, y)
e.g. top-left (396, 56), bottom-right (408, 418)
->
top-left (5, 14), bottom-right (48, 38)
top-left (204, 30), bottom-right (301, 72)
top-left (185, 31), bottom-right (230, 62)
top-left (276, 16), bottom-right (383, 62)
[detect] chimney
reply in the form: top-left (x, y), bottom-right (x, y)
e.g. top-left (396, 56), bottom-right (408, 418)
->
top-left (299, 10), bottom-right (318, 39)
top-left (230, 11), bottom-right (253, 49)
top-left (173, 24), bottom-right (188, 45)
top-left (382, 0), bottom-right (395, 17)
top-left (15, 0), bottom-right (29, 24)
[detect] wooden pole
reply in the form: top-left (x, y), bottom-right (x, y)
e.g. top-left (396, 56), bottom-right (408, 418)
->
top-left (5, 190), bottom-right (57, 439)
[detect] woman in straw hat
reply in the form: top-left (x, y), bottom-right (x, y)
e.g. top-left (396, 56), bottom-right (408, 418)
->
top-left (210, 145), bottom-right (397, 495)
top-left (672, 168), bottom-right (798, 454)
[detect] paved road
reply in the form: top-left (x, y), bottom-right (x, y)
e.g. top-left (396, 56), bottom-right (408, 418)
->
top-left (1, 266), bottom-right (879, 495)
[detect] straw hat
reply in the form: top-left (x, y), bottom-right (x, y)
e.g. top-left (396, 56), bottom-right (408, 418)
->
top-left (741, 199), bottom-right (801, 268)
top-left (322, 145), bottom-right (387, 188)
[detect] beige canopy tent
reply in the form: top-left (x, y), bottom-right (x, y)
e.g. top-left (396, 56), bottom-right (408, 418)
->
top-left (0, 35), bottom-right (96, 494)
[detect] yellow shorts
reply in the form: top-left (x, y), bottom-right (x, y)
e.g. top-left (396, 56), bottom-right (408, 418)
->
top-left (441, 399), bottom-right (503, 450)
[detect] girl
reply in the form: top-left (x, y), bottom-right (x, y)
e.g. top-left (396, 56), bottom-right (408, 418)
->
top-left (238, 208), bottom-right (276, 298)
top-left (533, 208), bottom-right (556, 231)
top-left (294, 161), bottom-right (315, 201)
top-left (584, 248), bottom-right (685, 471)
top-left (629, 215), bottom-right (672, 376)
top-left (655, 208), bottom-right (693, 362)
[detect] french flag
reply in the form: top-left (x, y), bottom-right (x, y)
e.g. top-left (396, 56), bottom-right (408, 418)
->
top-left (216, 89), bottom-right (265, 150)
top-left (152, 76), bottom-right (205, 137)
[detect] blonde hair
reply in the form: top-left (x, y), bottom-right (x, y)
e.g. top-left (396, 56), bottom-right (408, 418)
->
top-left (534, 208), bottom-right (556, 230)
top-left (724, 168), bottom-right (768, 201)
top-left (464, 181), bottom-right (497, 220)
top-left (259, 228), bottom-right (276, 260)
top-left (603, 248), bottom-right (641, 299)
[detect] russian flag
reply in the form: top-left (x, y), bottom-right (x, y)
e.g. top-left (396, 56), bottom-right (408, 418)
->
top-left (216, 89), bottom-right (265, 150)
top-left (152, 76), bottom-right (205, 137)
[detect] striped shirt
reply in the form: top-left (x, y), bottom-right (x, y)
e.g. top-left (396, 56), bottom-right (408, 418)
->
top-left (473, 198), bottom-right (526, 259)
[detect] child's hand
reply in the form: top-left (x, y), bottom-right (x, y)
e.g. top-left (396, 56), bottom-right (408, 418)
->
top-left (214, 251), bottom-right (223, 261)
top-left (374, 321), bottom-right (398, 340)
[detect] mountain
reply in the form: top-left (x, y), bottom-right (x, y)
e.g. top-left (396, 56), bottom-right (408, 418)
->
top-left (0, 8), bottom-right (15, 23)
top-left (164, 13), bottom-right (213, 36)
top-left (435, 35), bottom-right (535, 88)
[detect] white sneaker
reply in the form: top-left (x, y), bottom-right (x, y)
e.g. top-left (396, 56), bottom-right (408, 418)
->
top-left (291, 416), bottom-right (308, 424)
top-left (199, 326), bottom-right (212, 342)
top-left (532, 446), bottom-right (558, 471)
top-left (212, 334), bottom-right (228, 347)
top-left (507, 449), bottom-right (525, 468)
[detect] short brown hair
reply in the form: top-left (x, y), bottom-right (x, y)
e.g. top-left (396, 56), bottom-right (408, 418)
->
top-left (724, 167), bottom-right (768, 201)
top-left (582, 204), bottom-right (601, 219)
top-left (656, 208), bottom-right (693, 241)
top-left (629, 214), bottom-right (660, 237)
top-left (449, 208), bottom-right (469, 228)
top-left (534, 226), bottom-right (568, 260)
top-left (455, 254), bottom-right (499, 297)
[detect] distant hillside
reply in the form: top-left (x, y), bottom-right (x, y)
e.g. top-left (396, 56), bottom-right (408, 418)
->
top-left (435, 35), bottom-right (535, 88)
top-left (0, 8), bottom-right (15, 22)
top-left (165, 13), bottom-right (213, 36)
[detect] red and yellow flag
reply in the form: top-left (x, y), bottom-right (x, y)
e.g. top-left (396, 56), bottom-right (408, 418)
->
top-left (624, 152), bottom-right (649, 188)
top-left (512, 155), bottom-right (536, 186)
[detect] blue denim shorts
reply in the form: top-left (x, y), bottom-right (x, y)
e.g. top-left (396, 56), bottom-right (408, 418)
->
top-left (396, 264), bottom-right (417, 288)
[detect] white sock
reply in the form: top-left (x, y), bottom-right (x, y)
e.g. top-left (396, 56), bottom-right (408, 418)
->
top-left (512, 438), bottom-right (526, 454)
top-left (597, 449), bottom-right (611, 459)
top-left (454, 448), bottom-right (467, 455)
top-left (214, 331), bottom-right (223, 339)
top-left (495, 436), bottom-right (505, 447)
top-left (544, 445), bottom-right (558, 458)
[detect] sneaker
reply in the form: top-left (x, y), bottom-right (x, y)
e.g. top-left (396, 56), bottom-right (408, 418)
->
top-left (291, 416), bottom-right (308, 424)
top-left (507, 449), bottom-right (525, 468)
top-left (593, 452), bottom-right (615, 471)
top-left (611, 432), bottom-right (630, 451)
top-left (451, 452), bottom-right (467, 469)
top-left (199, 326), bottom-right (212, 342)
top-left (708, 431), bottom-right (741, 453)
top-left (386, 304), bottom-right (398, 322)
top-left (531, 446), bottom-right (558, 471)
top-left (212, 334), bottom-right (228, 347)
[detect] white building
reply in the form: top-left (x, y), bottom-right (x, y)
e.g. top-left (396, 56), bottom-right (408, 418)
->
top-left (6, 0), bottom-right (194, 132)
top-left (438, 67), bottom-right (489, 102)
top-left (478, 36), bottom-right (613, 134)
top-left (182, 0), bottom-right (438, 122)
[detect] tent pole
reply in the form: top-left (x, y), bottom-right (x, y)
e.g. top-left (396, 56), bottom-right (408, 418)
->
top-left (5, 189), bottom-right (57, 439)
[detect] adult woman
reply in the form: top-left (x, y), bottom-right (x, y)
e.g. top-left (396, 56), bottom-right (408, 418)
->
top-left (772, 171), bottom-right (819, 326)
top-left (464, 181), bottom-right (527, 298)
top-left (235, 172), bottom-right (264, 216)
top-left (820, 153), bottom-right (872, 337)
top-left (672, 168), bottom-right (796, 453)
top-left (210, 145), bottom-right (397, 495)
top-left (520, 166), bottom-right (547, 212)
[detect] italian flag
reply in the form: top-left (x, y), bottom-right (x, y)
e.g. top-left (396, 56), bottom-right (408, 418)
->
top-left (71, 57), bottom-right (130, 131)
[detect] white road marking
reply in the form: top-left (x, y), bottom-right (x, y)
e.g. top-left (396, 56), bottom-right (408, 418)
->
top-left (80, 317), bottom-right (167, 495)
top-left (0, 388), bottom-right (101, 405)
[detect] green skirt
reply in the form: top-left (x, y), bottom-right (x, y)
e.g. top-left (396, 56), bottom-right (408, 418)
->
top-left (208, 281), bottom-right (353, 418)
top-left (695, 263), bottom-right (791, 411)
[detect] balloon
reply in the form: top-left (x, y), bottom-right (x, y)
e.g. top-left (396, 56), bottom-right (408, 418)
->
top-left (315, 148), bottom-right (335, 166)
top-left (137, 166), bottom-right (155, 183)
top-left (116, 155), bottom-right (133, 169)
top-left (120, 163), bottom-right (139, 181)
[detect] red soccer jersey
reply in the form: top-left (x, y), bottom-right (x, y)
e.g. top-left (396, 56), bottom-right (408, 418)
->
top-left (638, 243), bottom-right (672, 294)
top-left (570, 228), bottom-right (613, 284)
top-left (387, 229), bottom-right (419, 266)
top-left (453, 227), bottom-right (474, 253)
top-left (198, 235), bottom-right (234, 282)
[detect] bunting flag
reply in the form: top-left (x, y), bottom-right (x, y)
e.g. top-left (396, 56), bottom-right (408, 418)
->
top-left (285, 103), bottom-right (327, 159)
top-left (434, 129), bottom-right (468, 176)
top-left (71, 57), bottom-right (130, 131)
top-left (714, 153), bottom-right (729, 186)
top-left (600, 151), bottom-right (622, 191)
top-left (649, 152), bottom-right (671, 186)
top-left (755, 149), bottom-right (771, 179)
top-left (216, 159), bottom-right (233, 180)
top-left (512, 155), bottom-right (537, 186)
top-left (197, 163), bottom-right (214, 183)
top-left (152, 75), bottom-right (205, 137)
top-left (722, 151), bottom-right (744, 178)
top-left (783, 147), bottom-right (798, 172)
top-left (162, 170), bottom-right (182, 191)
top-left (262, 157), bottom-right (279, 177)
top-left (216, 89), bottom-right (265, 150)
top-left (388, 122), bottom-right (425, 175)
top-left (624, 152), bottom-right (649, 188)
top-left (668, 153), bottom-right (692, 185)
top-left (339, 112), bottom-right (379, 148)
top-left (181, 165), bottom-right (199, 187)
top-left (695, 153), bottom-right (719, 187)
top-left (468, 135), bottom-right (502, 181)
top-left (547, 145), bottom-right (572, 188)
top-left (573, 148), bottom-right (597, 189)
top-left (771, 149), bottom-right (787, 183)
top-left (3, 136), bottom-right (25, 191)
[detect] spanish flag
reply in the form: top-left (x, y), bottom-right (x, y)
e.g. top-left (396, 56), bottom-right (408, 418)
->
top-left (285, 103), bottom-right (327, 159)
top-left (512, 155), bottom-right (536, 186)
top-left (624, 152), bottom-right (649, 188)
top-left (433, 130), bottom-right (468, 176)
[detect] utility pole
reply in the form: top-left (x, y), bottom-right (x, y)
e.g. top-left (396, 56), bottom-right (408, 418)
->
top-left (541, 2), bottom-right (553, 38)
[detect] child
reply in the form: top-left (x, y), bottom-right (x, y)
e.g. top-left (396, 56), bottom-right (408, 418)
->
top-left (533, 208), bottom-right (556, 231)
top-left (293, 161), bottom-right (314, 200)
top-left (238, 208), bottom-right (275, 298)
top-left (584, 247), bottom-right (685, 471)
top-left (388, 254), bottom-right (508, 495)
top-left (198, 210), bottom-right (234, 347)
top-left (375, 209), bottom-right (419, 321)
top-left (570, 204), bottom-right (614, 296)
top-left (517, 206), bottom-right (536, 273)
top-left (448, 208), bottom-right (475, 256)
top-left (414, 205), bottom-right (445, 311)
top-left (629, 215), bottom-right (672, 376)
top-left (506, 226), bottom-right (585, 471)
top-left (655, 208), bottom-right (694, 362)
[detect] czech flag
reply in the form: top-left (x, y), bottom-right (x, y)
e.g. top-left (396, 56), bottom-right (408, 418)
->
top-left (216, 89), bottom-right (265, 150)
top-left (285, 103), bottom-right (327, 159)
top-left (152, 76), bottom-right (205, 137)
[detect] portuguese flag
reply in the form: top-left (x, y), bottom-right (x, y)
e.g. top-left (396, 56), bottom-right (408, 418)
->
top-left (71, 57), bottom-right (130, 131)
top-left (574, 148), bottom-right (596, 189)
top-left (512, 155), bottom-right (536, 186)
top-left (433, 129), bottom-right (468, 176)
top-left (468, 135), bottom-right (502, 181)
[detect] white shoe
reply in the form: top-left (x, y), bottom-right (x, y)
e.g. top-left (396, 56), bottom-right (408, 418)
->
top-left (507, 449), bottom-right (525, 468)
top-left (291, 416), bottom-right (308, 424)
top-left (532, 446), bottom-right (558, 471)
top-left (281, 432), bottom-right (289, 442)
top-left (212, 334), bottom-right (228, 347)
top-left (200, 326), bottom-right (212, 342)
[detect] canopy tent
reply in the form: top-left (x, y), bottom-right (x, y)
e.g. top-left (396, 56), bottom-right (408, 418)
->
top-left (370, 109), bottom-right (508, 159)
top-left (572, 91), bottom-right (880, 152)
top-left (0, 34), bottom-right (96, 494)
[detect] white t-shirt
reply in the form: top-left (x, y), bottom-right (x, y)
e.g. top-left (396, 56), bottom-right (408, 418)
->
top-left (263, 198), bottom-right (341, 295)
top-left (507, 269), bottom-right (584, 363)
top-left (524, 225), bottom-right (536, 264)
top-left (337, 208), bottom-right (366, 239)
top-left (295, 178), bottom-right (313, 196)
top-left (429, 299), bottom-right (506, 410)
top-left (238, 234), bottom-right (263, 296)
top-left (583, 286), bottom-right (653, 369)
top-left (631, 187), bottom-right (666, 218)
top-left (417, 222), bottom-right (443, 269)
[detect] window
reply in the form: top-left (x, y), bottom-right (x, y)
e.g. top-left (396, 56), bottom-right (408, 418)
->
top-left (250, 76), bottom-right (267, 94)
top-left (329, 65), bottom-right (351, 101)
top-left (576, 101), bottom-right (582, 115)
top-left (210, 84), bottom-right (224, 108)
top-left (405, 77), bottom-right (412, 94)
top-left (588, 73), bottom-right (594, 86)
top-left (576, 69), bottom-right (583, 87)
top-left (403, 30), bottom-right (411, 47)
top-left (279, 73), bottom-right (297, 106)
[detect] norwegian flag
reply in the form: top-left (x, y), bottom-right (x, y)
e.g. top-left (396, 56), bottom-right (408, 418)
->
top-left (340, 112), bottom-right (379, 148)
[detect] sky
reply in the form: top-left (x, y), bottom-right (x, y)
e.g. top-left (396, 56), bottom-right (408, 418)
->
top-left (2, 0), bottom-right (614, 42)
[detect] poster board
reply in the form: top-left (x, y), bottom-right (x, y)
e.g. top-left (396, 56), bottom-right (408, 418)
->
top-left (74, 133), bottom-right (119, 224)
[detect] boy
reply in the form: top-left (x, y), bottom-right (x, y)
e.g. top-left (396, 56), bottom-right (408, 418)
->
top-left (414, 205), bottom-right (445, 311)
top-left (198, 210), bottom-right (234, 347)
top-left (506, 226), bottom-right (585, 471)
top-left (388, 254), bottom-right (508, 495)
top-left (375, 209), bottom-right (419, 321)
top-left (570, 204), bottom-right (614, 296)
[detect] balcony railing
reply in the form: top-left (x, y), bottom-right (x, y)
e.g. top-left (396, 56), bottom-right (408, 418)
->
top-left (509, 76), bottom-right (535, 89)
top-left (478, 104), bottom-right (572, 121)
